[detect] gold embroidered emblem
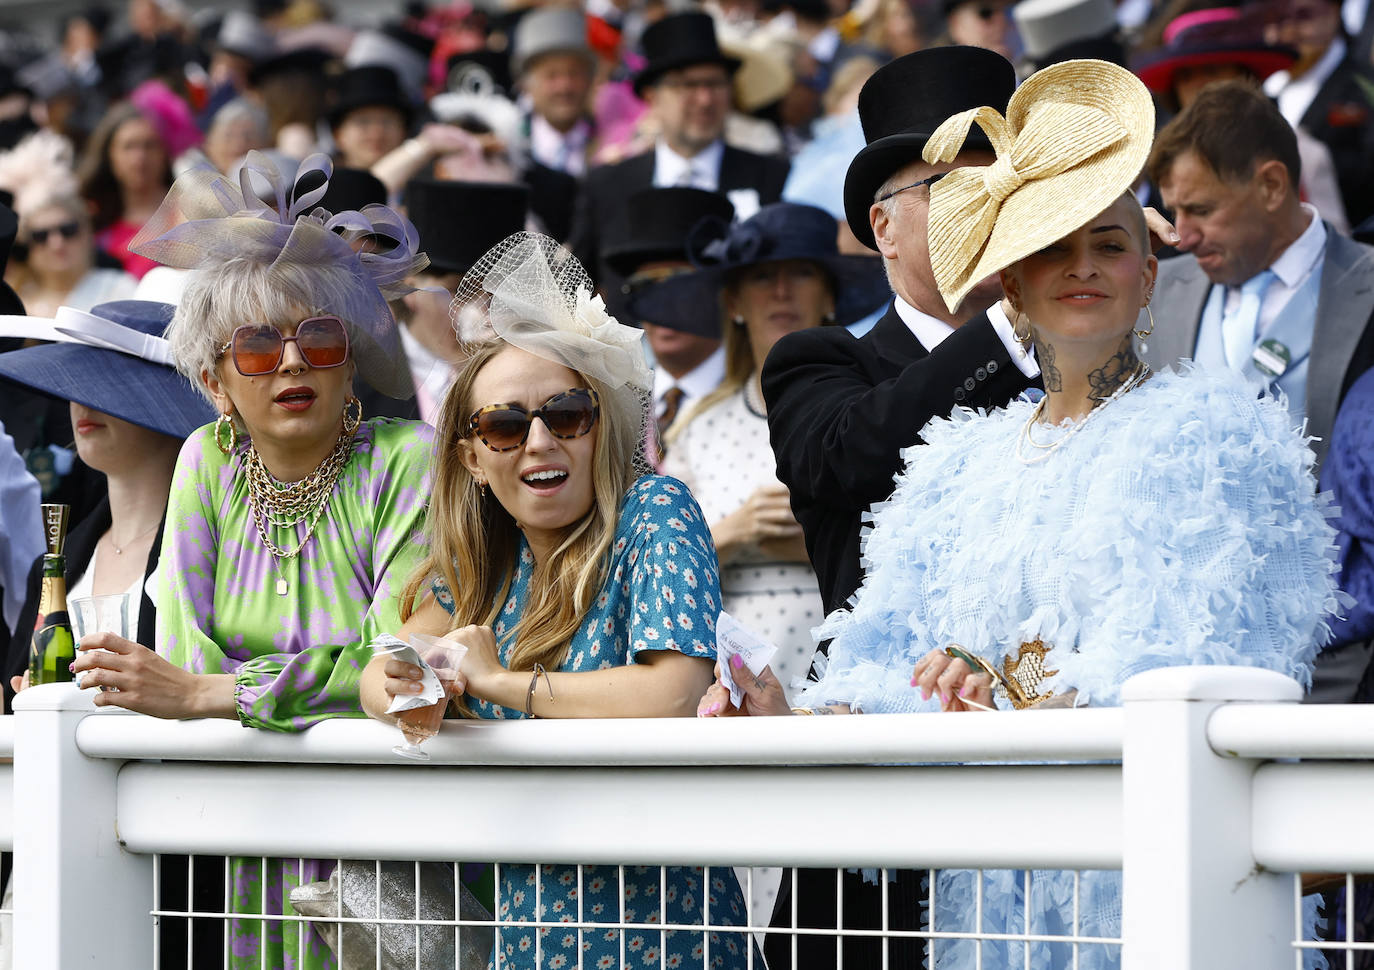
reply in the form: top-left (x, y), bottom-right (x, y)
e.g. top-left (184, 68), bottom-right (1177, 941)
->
top-left (997, 639), bottom-right (1058, 710)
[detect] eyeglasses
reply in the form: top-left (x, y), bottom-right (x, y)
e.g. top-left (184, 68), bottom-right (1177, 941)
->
top-left (28, 221), bottom-right (82, 245)
top-left (467, 387), bottom-right (600, 452)
top-left (876, 172), bottom-right (947, 203)
top-left (657, 76), bottom-right (732, 95)
top-left (217, 316), bottom-right (351, 376)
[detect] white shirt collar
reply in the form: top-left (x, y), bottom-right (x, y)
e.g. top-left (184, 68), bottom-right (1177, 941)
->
top-left (1265, 38), bottom-right (1346, 125)
top-left (1267, 204), bottom-right (1328, 290)
top-left (653, 344), bottom-right (727, 406)
top-left (529, 113), bottom-right (591, 176)
top-left (653, 139), bottom-right (725, 191)
top-left (891, 293), bottom-right (955, 353)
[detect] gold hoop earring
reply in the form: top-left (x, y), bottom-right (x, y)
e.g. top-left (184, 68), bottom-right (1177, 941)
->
top-left (342, 396), bottom-right (363, 434)
top-left (214, 412), bottom-right (238, 455)
top-left (1134, 304), bottom-right (1155, 341)
top-left (1013, 312), bottom-right (1031, 344)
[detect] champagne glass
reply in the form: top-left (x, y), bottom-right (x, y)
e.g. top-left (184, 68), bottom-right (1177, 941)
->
top-left (392, 634), bottom-right (468, 761)
top-left (69, 593), bottom-right (131, 692)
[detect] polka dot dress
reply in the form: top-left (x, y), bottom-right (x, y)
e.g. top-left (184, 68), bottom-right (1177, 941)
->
top-left (663, 385), bottom-right (824, 691)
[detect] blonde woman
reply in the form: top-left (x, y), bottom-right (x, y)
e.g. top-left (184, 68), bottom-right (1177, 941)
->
top-left (634, 202), bottom-right (887, 688)
top-left (361, 233), bottom-right (755, 970)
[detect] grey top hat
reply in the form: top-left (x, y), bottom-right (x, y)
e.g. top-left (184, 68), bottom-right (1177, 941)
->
top-left (512, 8), bottom-right (595, 76)
top-left (1012, 0), bottom-right (1117, 61)
top-left (218, 10), bottom-right (277, 62)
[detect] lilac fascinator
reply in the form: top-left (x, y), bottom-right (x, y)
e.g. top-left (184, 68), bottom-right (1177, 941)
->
top-left (130, 152), bottom-right (428, 399)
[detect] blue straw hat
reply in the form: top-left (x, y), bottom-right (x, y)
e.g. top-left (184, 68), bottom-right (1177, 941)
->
top-left (0, 300), bottom-right (217, 439)
top-left (626, 202), bottom-right (889, 336)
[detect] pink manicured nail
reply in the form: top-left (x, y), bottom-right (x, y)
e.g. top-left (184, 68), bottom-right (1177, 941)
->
top-left (729, 654), bottom-right (744, 670)
top-left (920, 688), bottom-right (931, 701)
top-left (68, 662), bottom-right (75, 673)
top-left (959, 686), bottom-right (971, 698)
top-left (941, 692), bottom-right (951, 704)
top-left (910, 676), bottom-right (919, 687)
top-left (707, 702), bottom-right (720, 714)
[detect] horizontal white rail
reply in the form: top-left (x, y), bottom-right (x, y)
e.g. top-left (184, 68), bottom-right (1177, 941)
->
top-left (1252, 761), bottom-right (1374, 871)
top-left (113, 760), bottom-right (1123, 869)
top-left (74, 705), bottom-right (1126, 765)
top-left (1209, 702), bottom-right (1374, 759)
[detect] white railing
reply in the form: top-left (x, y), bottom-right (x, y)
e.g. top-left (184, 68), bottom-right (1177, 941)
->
top-left (2, 665), bottom-right (1371, 968)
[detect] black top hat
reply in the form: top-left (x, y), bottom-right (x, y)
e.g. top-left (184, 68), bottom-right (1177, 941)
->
top-left (327, 65), bottom-right (414, 129)
top-left (633, 12), bottom-right (742, 97)
top-left (0, 301), bottom-right (217, 440)
top-left (603, 187), bottom-right (737, 278)
top-left (628, 202), bottom-right (890, 335)
top-left (0, 203), bottom-right (24, 317)
top-left (404, 178), bottom-right (529, 276)
top-left (445, 49), bottom-right (513, 98)
top-left (248, 45), bottom-right (334, 87)
top-left (843, 46), bottom-right (1016, 250)
top-left (317, 166), bottom-right (388, 214)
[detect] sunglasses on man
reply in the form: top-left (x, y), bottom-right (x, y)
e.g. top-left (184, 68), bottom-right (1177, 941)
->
top-left (217, 315), bottom-right (351, 377)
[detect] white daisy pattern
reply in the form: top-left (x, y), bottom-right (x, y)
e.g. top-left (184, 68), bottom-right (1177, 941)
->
top-left (433, 477), bottom-right (750, 969)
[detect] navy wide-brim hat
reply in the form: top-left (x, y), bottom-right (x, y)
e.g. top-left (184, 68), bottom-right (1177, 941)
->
top-left (626, 202), bottom-right (890, 336)
top-left (843, 46), bottom-right (1017, 251)
top-left (0, 301), bottom-right (217, 440)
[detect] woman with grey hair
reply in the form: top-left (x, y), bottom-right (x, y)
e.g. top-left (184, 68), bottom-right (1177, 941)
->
top-left (71, 152), bottom-right (432, 969)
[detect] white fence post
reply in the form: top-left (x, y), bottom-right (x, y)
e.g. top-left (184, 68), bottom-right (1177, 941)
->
top-left (12, 684), bottom-right (153, 968)
top-left (1121, 665), bottom-right (1298, 970)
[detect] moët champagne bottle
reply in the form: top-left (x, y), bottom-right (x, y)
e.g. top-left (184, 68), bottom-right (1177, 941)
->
top-left (29, 504), bottom-right (75, 686)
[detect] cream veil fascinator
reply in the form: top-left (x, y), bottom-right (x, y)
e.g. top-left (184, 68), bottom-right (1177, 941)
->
top-left (130, 152), bottom-right (427, 399)
top-left (923, 59), bottom-right (1155, 313)
top-left (452, 232), bottom-right (653, 467)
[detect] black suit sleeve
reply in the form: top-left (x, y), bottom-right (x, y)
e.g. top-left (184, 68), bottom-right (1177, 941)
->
top-left (567, 166), bottom-right (607, 286)
top-left (762, 314), bottom-right (1032, 511)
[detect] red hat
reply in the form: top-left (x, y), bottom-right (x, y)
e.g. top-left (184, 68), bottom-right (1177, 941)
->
top-left (1135, 7), bottom-right (1296, 95)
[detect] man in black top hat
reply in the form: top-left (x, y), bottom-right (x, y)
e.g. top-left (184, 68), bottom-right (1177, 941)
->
top-left (355, 178), bottom-right (530, 424)
top-left (764, 46), bottom-right (1037, 624)
top-left (568, 10), bottom-right (789, 295)
top-left (329, 66), bottom-right (413, 171)
top-left (601, 186), bottom-right (736, 456)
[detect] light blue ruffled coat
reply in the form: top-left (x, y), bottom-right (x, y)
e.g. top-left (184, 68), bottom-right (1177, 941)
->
top-left (795, 366), bottom-right (1340, 969)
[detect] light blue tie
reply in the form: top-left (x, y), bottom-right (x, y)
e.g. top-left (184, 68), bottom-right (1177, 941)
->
top-left (1221, 269), bottom-right (1276, 371)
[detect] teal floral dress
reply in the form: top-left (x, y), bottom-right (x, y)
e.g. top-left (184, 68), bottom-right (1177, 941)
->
top-left (434, 475), bottom-right (754, 969)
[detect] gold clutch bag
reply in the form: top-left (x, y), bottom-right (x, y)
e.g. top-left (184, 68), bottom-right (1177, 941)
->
top-left (945, 640), bottom-right (1058, 710)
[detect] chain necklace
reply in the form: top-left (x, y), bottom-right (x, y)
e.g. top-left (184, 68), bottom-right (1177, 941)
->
top-left (243, 427), bottom-right (357, 594)
top-left (1014, 363), bottom-right (1150, 466)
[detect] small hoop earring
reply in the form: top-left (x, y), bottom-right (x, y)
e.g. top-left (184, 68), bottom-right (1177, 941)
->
top-left (731, 315), bottom-right (746, 327)
top-left (342, 396), bottom-right (363, 434)
top-left (1134, 304), bottom-right (1155, 341)
top-left (214, 412), bottom-right (238, 455)
top-left (1013, 312), bottom-right (1031, 344)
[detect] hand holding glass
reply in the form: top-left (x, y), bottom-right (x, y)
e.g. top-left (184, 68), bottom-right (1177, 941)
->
top-left (392, 634), bottom-right (468, 760)
top-left (70, 593), bottom-right (130, 691)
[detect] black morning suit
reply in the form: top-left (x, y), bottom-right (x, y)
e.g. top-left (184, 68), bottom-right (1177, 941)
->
top-left (763, 300), bottom-right (1039, 616)
top-left (568, 145), bottom-right (790, 292)
top-left (760, 300), bottom-right (1038, 969)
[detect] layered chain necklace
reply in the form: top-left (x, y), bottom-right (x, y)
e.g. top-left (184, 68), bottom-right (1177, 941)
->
top-left (243, 428), bottom-right (357, 595)
top-left (1014, 362), bottom-right (1150, 466)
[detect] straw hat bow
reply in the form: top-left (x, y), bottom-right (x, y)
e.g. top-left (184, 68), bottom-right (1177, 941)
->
top-left (921, 60), bottom-right (1154, 312)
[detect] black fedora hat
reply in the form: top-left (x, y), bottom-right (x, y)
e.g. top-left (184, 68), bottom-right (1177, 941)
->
top-left (0, 301), bottom-right (217, 440)
top-left (327, 65), bottom-right (414, 130)
top-left (843, 46), bottom-right (1016, 251)
top-left (628, 202), bottom-right (890, 336)
top-left (0, 202), bottom-right (24, 317)
top-left (405, 178), bottom-right (529, 276)
top-left (633, 11), bottom-right (742, 97)
top-left (603, 187), bottom-right (737, 279)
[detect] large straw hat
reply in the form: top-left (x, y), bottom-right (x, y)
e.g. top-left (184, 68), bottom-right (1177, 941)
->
top-left (923, 58), bottom-right (1154, 312)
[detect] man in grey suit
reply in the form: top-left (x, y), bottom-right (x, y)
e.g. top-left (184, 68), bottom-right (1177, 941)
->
top-left (1144, 80), bottom-right (1374, 701)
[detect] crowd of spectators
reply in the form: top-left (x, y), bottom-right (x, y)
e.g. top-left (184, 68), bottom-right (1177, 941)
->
top-left (0, 0), bottom-right (1373, 966)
